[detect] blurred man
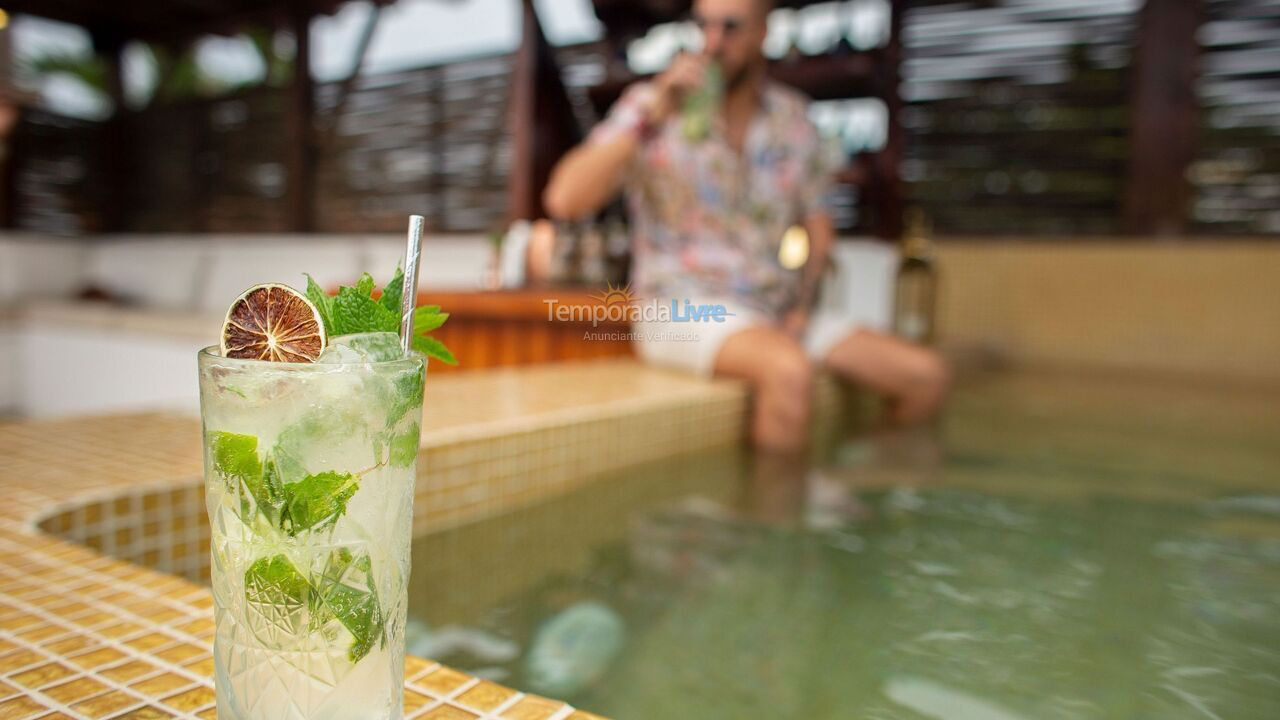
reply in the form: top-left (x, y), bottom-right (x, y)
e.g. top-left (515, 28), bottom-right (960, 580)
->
top-left (544, 0), bottom-right (948, 453)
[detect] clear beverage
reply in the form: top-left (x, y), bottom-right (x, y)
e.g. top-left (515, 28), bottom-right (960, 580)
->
top-left (199, 338), bottom-right (424, 720)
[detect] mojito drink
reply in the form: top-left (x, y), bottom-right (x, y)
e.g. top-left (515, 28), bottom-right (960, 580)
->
top-left (200, 275), bottom-right (450, 720)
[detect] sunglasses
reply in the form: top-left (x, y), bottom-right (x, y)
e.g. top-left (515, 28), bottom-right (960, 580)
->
top-left (692, 14), bottom-right (748, 35)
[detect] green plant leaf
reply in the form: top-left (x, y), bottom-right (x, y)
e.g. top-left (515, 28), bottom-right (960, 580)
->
top-left (413, 307), bottom-right (449, 334)
top-left (389, 422), bottom-right (420, 468)
top-left (244, 554), bottom-right (309, 610)
top-left (313, 548), bottom-right (384, 663)
top-left (355, 273), bottom-right (376, 298)
top-left (280, 471), bottom-right (359, 536)
top-left (329, 286), bottom-right (399, 336)
top-left (412, 335), bottom-right (457, 365)
top-left (209, 431), bottom-right (261, 488)
top-left (209, 431), bottom-right (289, 524)
top-left (380, 267), bottom-right (403, 316)
top-left (304, 274), bottom-right (335, 335)
top-left (386, 367), bottom-right (425, 427)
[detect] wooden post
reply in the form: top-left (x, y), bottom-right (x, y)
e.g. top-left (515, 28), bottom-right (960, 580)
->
top-left (871, 0), bottom-right (905, 240)
top-left (1123, 0), bottom-right (1202, 236)
top-left (287, 5), bottom-right (316, 232)
top-left (507, 0), bottom-right (540, 222)
top-left (91, 27), bottom-right (129, 232)
top-left (506, 0), bottom-right (583, 222)
top-left (0, 21), bottom-right (16, 228)
top-left (323, 4), bottom-right (381, 140)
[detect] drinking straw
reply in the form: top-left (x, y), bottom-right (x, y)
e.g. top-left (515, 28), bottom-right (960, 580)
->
top-left (399, 214), bottom-right (425, 354)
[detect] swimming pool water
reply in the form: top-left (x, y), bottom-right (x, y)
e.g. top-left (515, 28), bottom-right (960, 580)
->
top-left (407, 372), bottom-right (1280, 719)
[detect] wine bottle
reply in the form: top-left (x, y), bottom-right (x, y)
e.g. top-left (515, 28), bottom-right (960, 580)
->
top-left (892, 209), bottom-right (938, 344)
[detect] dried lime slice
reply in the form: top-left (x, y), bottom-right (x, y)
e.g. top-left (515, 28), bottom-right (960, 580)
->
top-left (221, 283), bottom-right (327, 362)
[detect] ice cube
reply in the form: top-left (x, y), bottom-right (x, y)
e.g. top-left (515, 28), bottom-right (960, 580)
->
top-left (318, 333), bottom-right (404, 364)
top-left (316, 343), bottom-right (368, 365)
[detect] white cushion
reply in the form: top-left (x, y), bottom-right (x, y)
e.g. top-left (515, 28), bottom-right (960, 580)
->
top-left (197, 236), bottom-right (363, 313)
top-left (363, 234), bottom-right (491, 292)
top-left (85, 235), bottom-right (208, 310)
top-left (0, 233), bottom-right (88, 302)
top-left (820, 238), bottom-right (898, 332)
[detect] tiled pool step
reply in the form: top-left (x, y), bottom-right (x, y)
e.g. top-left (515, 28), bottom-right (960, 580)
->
top-left (2, 359), bottom-right (860, 719)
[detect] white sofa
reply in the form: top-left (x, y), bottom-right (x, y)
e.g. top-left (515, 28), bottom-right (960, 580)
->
top-left (0, 232), bottom-right (895, 419)
top-left (0, 233), bottom-right (495, 418)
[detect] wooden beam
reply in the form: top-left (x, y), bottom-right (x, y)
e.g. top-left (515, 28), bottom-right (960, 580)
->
top-left (871, 0), bottom-right (904, 240)
top-left (587, 50), bottom-right (884, 114)
top-left (1123, 0), bottom-right (1202, 236)
top-left (91, 27), bottom-right (130, 232)
top-left (506, 0), bottom-right (540, 222)
top-left (322, 3), bottom-right (381, 139)
top-left (507, 0), bottom-right (584, 222)
top-left (287, 3), bottom-right (316, 232)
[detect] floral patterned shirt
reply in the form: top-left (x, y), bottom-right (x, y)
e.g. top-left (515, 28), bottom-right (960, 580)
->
top-left (589, 80), bottom-right (839, 317)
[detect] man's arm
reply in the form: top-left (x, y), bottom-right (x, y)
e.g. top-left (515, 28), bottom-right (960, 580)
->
top-left (782, 211), bottom-right (835, 339)
top-left (542, 131), bottom-right (642, 221)
top-left (543, 54), bottom-right (706, 221)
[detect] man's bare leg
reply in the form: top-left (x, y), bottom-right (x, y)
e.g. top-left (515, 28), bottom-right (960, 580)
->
top-left (822, 329), bottom-right (949, 425)
top-left (713, 327), bottom-right (814, 453)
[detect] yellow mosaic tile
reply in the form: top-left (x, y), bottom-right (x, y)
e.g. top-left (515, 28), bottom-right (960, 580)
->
top-left (41, 637), bottom-right (94, 658)
top-left (97, 661), bottom-right (159, 684)
top-left (112, 708), bottom-right (175, 720)
top-left (178, 656), bottom-right (213, 677)
top-left (13, 625), bottom-right (65, 645)
top-left (8, 663), bottom-right (76, 690)
top-left (94, 622), bottom-right (144, 640)
top-left (67, 647), bottom-right (126, 670)
top-left (41, 676), bottom-right (109, 704)
top-left (67, 611), bottom-right (114, 631)
top-left (405, 689), bottom-right (433, 714)
top-left (457, 681), bottom-right (516, 712)
top-left (420, 705), bottom-right (480, 720)
top-left (70, 690), bottom-right (140, 719)
top-left (0, 614), bottom-right (40, 632)
top-left (171, 618), bottom-right (213, 638)
top-left (404, 655), bottom-right (436, 678)
top-left (122, 633), bottom-right (172, 653)
top-left (0, 650), bottom-right (43, 674)
top-left (159, 685), bottom-right (214, 713)
top-left (501, 696), bottom-right (564, 720)
top-left (416, 665), bottom-right (473, 696)
top-left (0, 695), bottom-right (50, 720)
top-left (127, 673), bottom-right (192, 697)
top-left (152, 644), bottom-right (203, 665)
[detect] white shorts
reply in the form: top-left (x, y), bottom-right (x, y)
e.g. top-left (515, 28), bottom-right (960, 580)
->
top-left (630, 297), bottom-right (861, 377)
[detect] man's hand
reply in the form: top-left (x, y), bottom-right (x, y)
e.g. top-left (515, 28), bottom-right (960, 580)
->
top-left (781, 309), bottom-right (810, 342)
top-left (647, 53), bottom-right (707, 126)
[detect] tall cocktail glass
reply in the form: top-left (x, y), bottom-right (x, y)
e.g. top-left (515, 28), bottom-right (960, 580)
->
top-left (199, 344), bottom-right (424, 720)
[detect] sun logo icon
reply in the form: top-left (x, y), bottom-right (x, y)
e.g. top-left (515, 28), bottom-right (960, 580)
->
top-left (591, 282), bottom-right (636, 306)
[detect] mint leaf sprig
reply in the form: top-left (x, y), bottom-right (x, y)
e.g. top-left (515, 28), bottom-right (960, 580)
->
top-left (211, 431), bottom-right (387, 663)
top-left (305, 268), bottom-right (456, 365)
top-left (210, 431), bottom-right (377, 536)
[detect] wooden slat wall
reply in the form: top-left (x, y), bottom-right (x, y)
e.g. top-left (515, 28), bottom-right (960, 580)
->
top-left (1192, 0), bottom-right (1280, 234)
top-left (8, 2), bottom-right (1279, 238)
